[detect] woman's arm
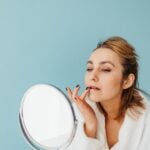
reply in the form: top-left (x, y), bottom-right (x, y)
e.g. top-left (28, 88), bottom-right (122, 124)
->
top-left (84, 120), bottom-right (97, 138)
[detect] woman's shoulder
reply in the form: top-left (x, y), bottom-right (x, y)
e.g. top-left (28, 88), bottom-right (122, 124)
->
top-left (125, 89), bottom-right (150, 120)
top-left (137, 90), bottom-right (150, 149)
top-left (137, 90), bottom-right (150, 120)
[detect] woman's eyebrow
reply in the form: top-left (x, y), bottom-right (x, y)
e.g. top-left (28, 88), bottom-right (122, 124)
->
top-left (86, 60), bottom-right (115, 67)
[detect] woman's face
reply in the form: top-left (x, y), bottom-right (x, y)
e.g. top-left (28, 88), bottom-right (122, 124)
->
top-left (84, 47), bottom-right (125, 102)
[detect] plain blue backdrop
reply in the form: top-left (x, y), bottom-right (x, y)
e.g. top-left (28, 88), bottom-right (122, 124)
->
top-left (0, 0), bottom-right (150, 149)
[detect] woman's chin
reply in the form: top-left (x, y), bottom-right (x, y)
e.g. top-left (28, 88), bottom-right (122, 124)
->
top-left (88, 95), bottom-right (101, 102)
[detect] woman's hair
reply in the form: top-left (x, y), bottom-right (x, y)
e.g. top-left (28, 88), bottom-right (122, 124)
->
top-left (94, 36), bottom-right (145, 120)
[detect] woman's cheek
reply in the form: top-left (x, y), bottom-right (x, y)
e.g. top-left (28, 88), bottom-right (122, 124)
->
top-left (84, 75), bottom-right (89, 86)
top-left (100, 77), bottom-right (119, 92)
top-left (103, 78), bottom-right (122, 96)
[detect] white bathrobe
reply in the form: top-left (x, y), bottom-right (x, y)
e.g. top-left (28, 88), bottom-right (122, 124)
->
top-left (67, 91), bottom-right (150, 150)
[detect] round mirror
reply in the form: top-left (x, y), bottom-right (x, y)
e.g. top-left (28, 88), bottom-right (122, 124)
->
top-left (19, 84), bottom-right (77, 150)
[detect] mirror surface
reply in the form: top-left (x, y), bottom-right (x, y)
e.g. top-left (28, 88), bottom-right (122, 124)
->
top-left (19, 84), bottom-right (77, 150)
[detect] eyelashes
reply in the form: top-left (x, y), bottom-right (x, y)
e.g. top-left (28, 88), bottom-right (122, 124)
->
top-left (86, 69), bottom-right (93, 71)
top-left (86, 68), bottom-right (111, 72)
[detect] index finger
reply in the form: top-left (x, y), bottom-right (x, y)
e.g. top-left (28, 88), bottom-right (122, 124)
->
top-left (80, 87), bottom-right (90, 100)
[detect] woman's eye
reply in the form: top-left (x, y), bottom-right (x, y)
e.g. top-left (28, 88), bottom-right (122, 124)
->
top-left (86, 68), bottom-right (111, 72)
top-left (102, 69), bottom-right (111, 72)
top-left (86, 68), bottom-right (93, 71)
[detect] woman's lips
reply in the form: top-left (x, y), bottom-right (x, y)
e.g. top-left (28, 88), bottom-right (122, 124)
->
top-left (87, 86), bottom-right (100, 91)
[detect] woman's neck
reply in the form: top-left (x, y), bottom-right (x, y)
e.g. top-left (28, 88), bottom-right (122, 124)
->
top-left (100, 97), bottom-right (121, 120)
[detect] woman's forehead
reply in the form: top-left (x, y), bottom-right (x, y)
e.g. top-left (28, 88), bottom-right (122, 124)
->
top-left (87, 48), bottom-right (122, 66)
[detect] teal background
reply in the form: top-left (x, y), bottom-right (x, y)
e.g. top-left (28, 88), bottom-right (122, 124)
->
top-left (0, 0), bottom-right (150, 149)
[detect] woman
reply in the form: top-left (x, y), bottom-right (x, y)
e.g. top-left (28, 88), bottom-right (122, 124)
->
top-left (66, 36), bottom-right (150, 150)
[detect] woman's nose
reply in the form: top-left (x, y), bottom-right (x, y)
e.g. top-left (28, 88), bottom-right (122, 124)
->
top-left (91, 70), bottom-right (99, 81)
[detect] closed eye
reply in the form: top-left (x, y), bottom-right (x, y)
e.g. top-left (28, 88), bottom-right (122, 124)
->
top-left (86, 68), bottom-right (92, 71)
top-left (86, 68), bottom-right (111, 72)
top-left (102, 69), bottom-right (111, 72)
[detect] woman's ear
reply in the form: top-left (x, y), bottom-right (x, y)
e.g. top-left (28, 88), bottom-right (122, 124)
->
top-left (123, 73), bottom-right (135, 89)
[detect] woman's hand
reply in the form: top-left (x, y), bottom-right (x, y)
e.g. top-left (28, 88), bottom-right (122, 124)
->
top-left (66, 85), bottom-right (98, 138)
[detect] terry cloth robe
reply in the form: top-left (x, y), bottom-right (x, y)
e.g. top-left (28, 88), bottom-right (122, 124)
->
top-left (67, 91), bottom-right (150, 150)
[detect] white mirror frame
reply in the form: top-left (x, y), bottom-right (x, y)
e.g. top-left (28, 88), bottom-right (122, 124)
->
top-left (19, 83), bottom-right (78, 150)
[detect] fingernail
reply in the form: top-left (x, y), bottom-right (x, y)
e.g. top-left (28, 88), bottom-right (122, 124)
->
top-left (76, 84), bottom-right (80, 88)
top-left (85, 87), bottom-right (89, 90)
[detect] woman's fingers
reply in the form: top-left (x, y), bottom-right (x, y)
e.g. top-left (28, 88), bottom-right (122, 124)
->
top-left (66, 85), bottom-right (89, 102)
top-left (72, 85), bottom-right (80, 99)
top-left (66, 87), bottom-right (73, 101)
top-left (66, 85), bottom-right (80, 102)
top-left (80, 87), bottom-right (90, 100)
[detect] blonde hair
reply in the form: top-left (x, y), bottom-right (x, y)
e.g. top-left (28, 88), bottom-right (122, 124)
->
top-left (94, 36), bottom-right (145, 120)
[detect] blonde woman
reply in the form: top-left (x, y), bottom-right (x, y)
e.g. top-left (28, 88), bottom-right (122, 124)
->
top-left (66, 36), bottom-right (150, 150)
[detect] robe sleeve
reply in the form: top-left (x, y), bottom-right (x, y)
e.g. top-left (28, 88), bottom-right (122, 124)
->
top-left (66, 102), bottom-right (106, 150)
